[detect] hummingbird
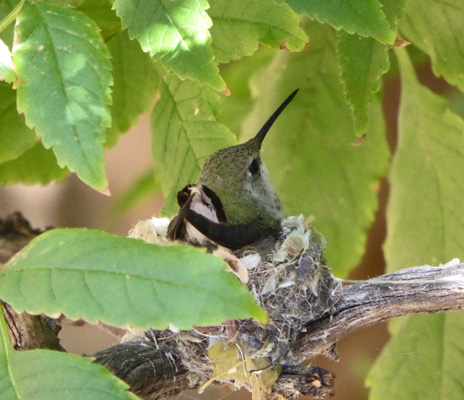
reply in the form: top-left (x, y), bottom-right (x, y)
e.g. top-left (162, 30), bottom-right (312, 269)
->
top-left (167, 89), bottom-right (299, 250)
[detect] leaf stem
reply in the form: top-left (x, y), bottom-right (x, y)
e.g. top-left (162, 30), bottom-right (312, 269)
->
top-left (0, 0), bottom-right (26, 36)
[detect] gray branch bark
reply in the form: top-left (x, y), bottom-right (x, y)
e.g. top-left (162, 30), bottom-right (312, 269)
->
top-left (295, 261), bottom-right (464, 358)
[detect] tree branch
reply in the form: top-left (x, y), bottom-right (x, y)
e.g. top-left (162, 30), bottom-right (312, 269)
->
top-left (296, 260), bottom-right (464, 358)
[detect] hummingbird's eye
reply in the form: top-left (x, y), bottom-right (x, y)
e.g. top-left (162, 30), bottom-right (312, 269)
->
top-left (248, 158), bottom-right (260, 174)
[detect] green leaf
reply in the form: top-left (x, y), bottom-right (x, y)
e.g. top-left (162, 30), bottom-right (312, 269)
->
top-left (0, 39), bottom-right (16, 83)
top-left (336, 34), bottom-right (389, 135)
top-left (114, 0), bottom-right (225, 91)
top-left (0, 229), bottom-right (267, 329)
top-left (218, 47), bottom-right (276, 135)
top-left (0, 315), bottom-right (137, 400)
top-left (336, 0), bottom-right (406, 136)
top-left (208, 0), bottom-right (308, 63)
top-left (367, 312), bottom-right (464, 400)
top-left (335, 0), bottom-right (406, 135)
top-left (385, 48), bottom-right (464, 269)
top-left (286, 0), bottom-right (396, 44)
top-left (245, 22), bottom-right (389, 276)
top-left (75, 0), bottom-right (122, 40)
top-left (110, 169), bottom-right (161, 217)
top-left (370, 48), bottom-right (464, 400)
top-left (13, 1), bottom-right (112, 190)
top-left (105, 29), bottom-right (159, 147)
top-left (0, 142), bottom-right (69, 185)
top-left (399, 0), bottom-right (464, 92)
top-left (151, 74), bottom-right (236, 216)
top-left (0, 82), bottom-right (36, 163)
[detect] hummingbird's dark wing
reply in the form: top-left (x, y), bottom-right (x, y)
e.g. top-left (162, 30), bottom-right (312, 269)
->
top-left (167, 186), bottom-right (194, 241)
top-left (183, 209), bottom-right (278, 250)
top-left (167, 184), bottom-right (227, 242)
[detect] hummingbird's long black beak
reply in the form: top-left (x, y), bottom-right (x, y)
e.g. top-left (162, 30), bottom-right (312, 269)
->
top-left (254, 89), bottom-right (299, 147)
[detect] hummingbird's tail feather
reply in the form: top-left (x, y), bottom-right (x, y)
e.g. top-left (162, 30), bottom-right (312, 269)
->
top-left (255, 89), bottom-right (299, 146)
top-left (184, 209), bottom-right (278, 250)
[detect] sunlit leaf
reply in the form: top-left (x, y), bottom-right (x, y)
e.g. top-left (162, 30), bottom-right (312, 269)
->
top-left (13, 1), bottom-right (112, 190)
top-left (114, 0), bottom-right (224, 91)
top-left (208, 0), bottom-right (308, 63)
top-left (286, 0), bottom-right (395, 44)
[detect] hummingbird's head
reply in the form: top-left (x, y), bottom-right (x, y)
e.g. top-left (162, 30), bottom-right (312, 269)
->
top-left (197, 90), bottom-right (299, 225)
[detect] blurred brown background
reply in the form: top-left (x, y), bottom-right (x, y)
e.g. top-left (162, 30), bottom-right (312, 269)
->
top-left (0, 63), bottom-right (453, 399)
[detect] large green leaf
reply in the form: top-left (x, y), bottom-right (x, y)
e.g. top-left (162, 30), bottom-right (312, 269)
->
top-left (13, 1), bottom-right (112, 190)
top-left (114, 0), bottom-right (224, 91)
top-left (399, 0), bottom-right (464, 92)
top-left (208, 0), bottom-right (308, 63)
top-left (336, 34), bottom-right (390, 136)
top-left (151, 74), bottom-right (236, 216)
top-left (0, 229), bottom-right (266, 329)
top-left (385, 49), bottom-right (464, 269)
top-left (0, 142), bottom-right (69, 184)
top-left (369, 48), bottom-right (464, 399)
top-left (244, 21), bottom-right (389, 276)
top-left (286, 0), bottom-right (396, 44)
top-left (0, 81), bottom-right (36, 164)
top-left (106, 30), bottom-right (159, 147)
top-left (336, 0), bottom-right (406, 136)
top-left (0, 315), bottom-right (137, 400)
top-left (368, 312), bottom-right (464, 400)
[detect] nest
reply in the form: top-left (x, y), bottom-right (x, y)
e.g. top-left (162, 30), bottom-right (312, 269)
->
top-left (244, 216), bottom-right (341, 364)
top-left (122, 215), bottom-right (341, 398)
